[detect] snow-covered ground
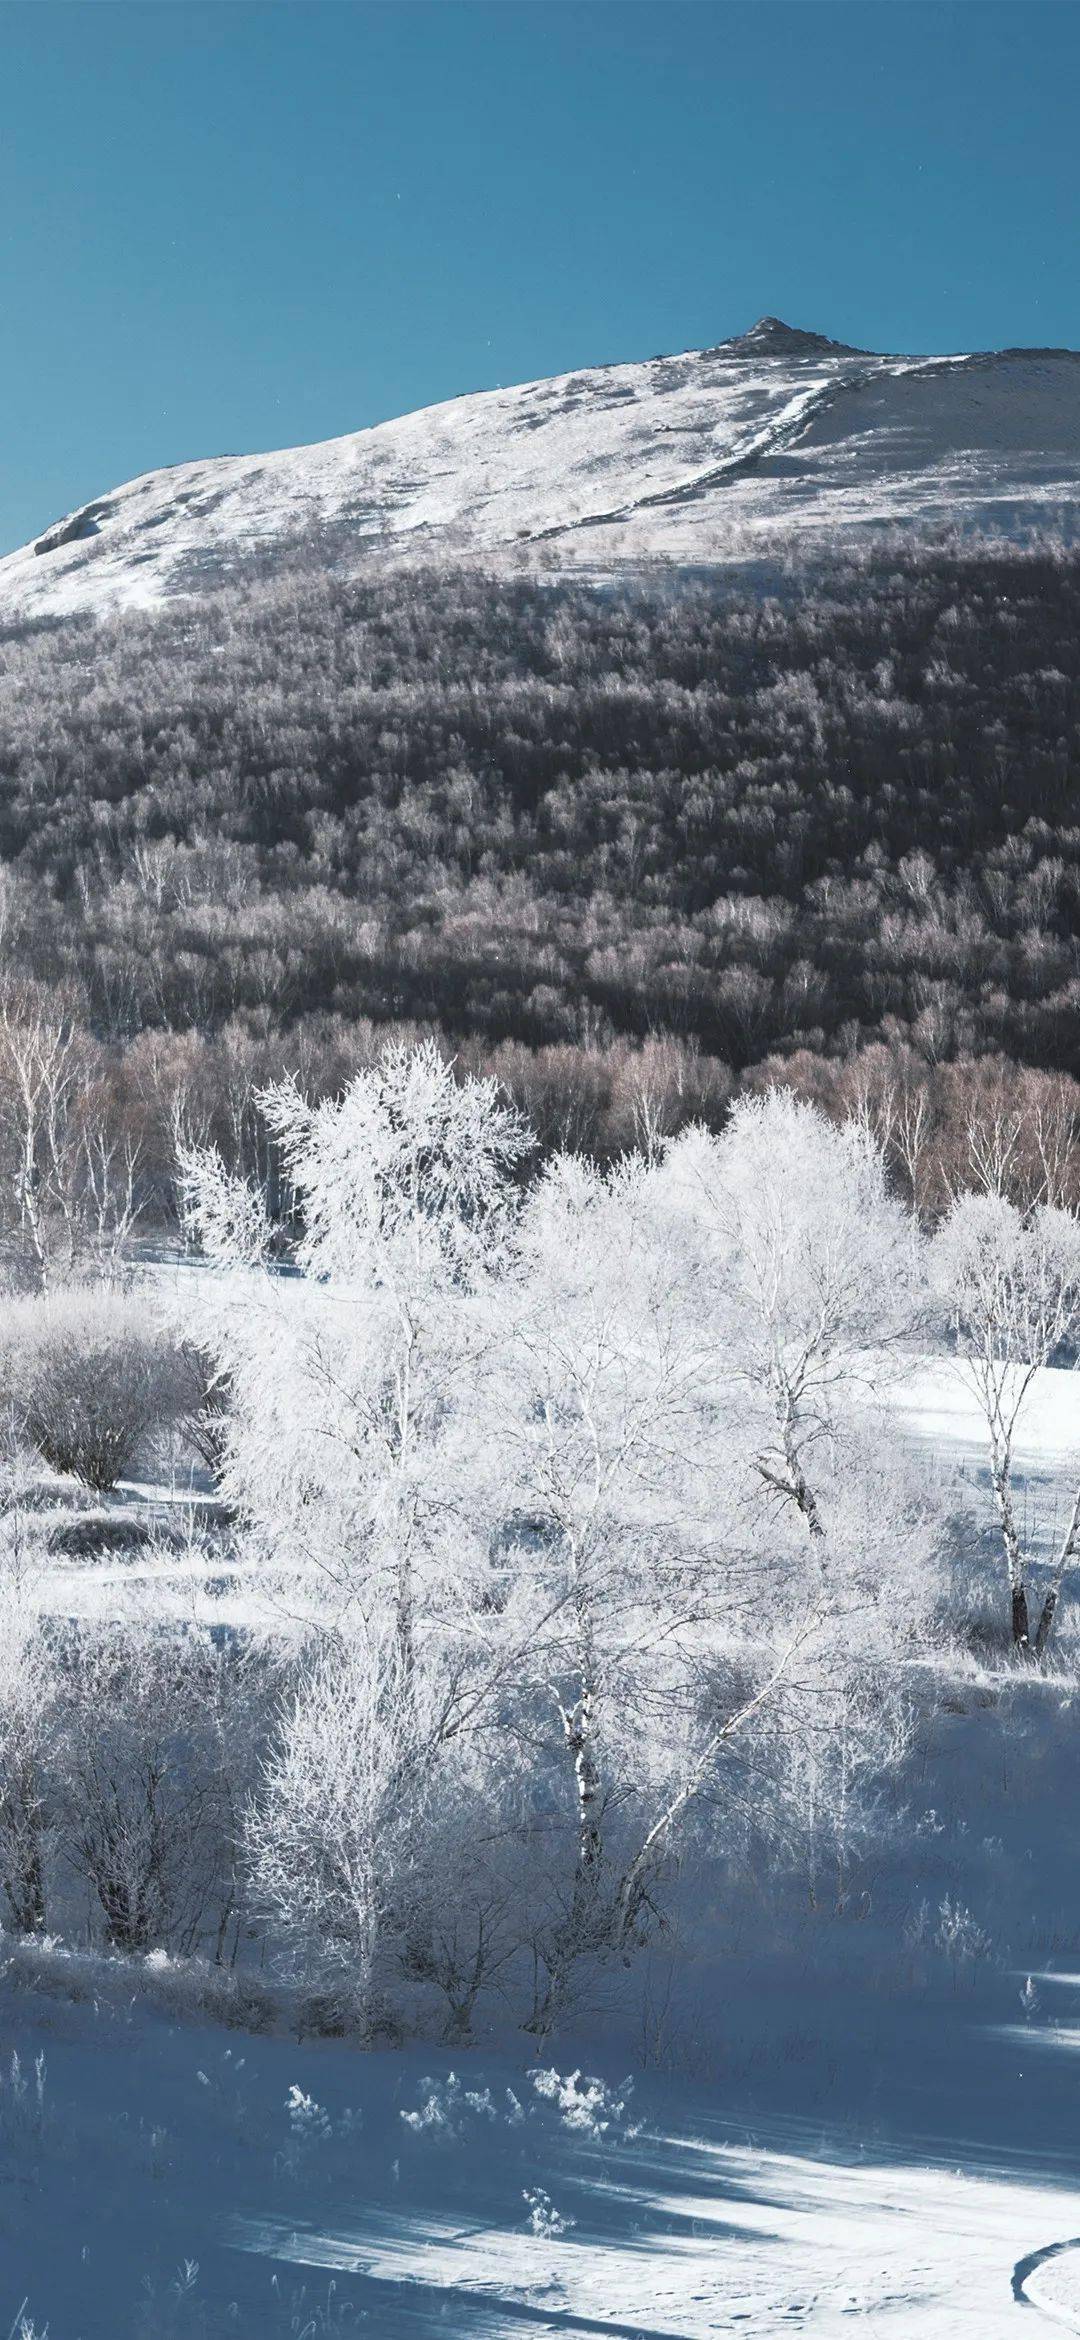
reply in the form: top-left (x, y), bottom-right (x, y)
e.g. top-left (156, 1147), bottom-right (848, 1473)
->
top-left (880, 1355), bottom-right (1080, 1475)
top-left (3, 316), bottom-right (1080, 620)
top-left (7, 1967), bottom-right (1080, 2336)
top-left (7, 1346), bottom-right (1080, 2335)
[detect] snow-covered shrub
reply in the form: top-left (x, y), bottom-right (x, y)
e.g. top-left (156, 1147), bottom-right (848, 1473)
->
top-left (749, 1624), bottom-right (918, 1912)
top-left (0, 1285), bottom-right (189, 1491)
top-left (54, 1618), bottom-right (255, 1956)
top-left (0, 1609), bottom-right (55, 1938)
top-left (523, 2188), bottom-right (574, 2237)
top-left (248, 1623), bottom-right (526, 2038)
top-left (531, 2067), bottom-right (637, 2140)
top-left (935, 1895), bottom-right (993, 1981)
top-left (0, 1930), bottom-right (280, 2031)
top-left (276, 2084), bottom-right (333, 2175)
top-left (399, 2080), bottom-right (461, 2137)
top-left (399, 2072), bottom-right (516, 2139)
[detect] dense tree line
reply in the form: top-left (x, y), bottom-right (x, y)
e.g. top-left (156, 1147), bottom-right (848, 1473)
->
top-left (1, 543), bottom-right (1079, 1080)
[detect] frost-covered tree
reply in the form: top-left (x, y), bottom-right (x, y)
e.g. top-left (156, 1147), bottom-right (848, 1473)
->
top-left (749, 1432), bottom-right (937, 1909)
top-left (183, 1044), bottom-right (534, 2018)
top-left (495, 1149), bottom-right (813, 2028)
top-left (184, 1052), bottom-right (933, 2032)
top-left (932, 1193), bottom-right (1080, 1652)
top-left (247, 1624), bottom-right (522, 2036)
top-left (248, 1630), bottom-right (419, 2028)
top-left (180, 1039), bottom-right (530, 1650)
top-left (656, 1094), bottom-right (921, 1555)
top-left (56, 1619), bottom-right (250, 1955)
top-left (0, 999), bottom-right (142, 1290)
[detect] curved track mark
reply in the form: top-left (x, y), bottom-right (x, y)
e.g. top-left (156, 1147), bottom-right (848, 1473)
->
top-left (1013, 2237), bottom-right (1080, 2328)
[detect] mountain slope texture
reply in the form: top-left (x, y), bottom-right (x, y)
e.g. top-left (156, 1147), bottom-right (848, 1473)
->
top-left (4, 317), bottom-right (1080, 619)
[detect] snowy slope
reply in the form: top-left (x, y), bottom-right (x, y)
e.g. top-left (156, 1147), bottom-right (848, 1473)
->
top-left (3, 316), bottom-right (1080, 620)
top-left (8, 1348), bottom-right (1080, 2334)
top-left (7, 1964), bottom-right (1080, 2336)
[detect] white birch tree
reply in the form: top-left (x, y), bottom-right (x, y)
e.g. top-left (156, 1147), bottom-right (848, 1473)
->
top-left (180, 1038), bottom-right (529, 1646)
top-left (495, 1149), bottom-right (815, 2028)
top-left (932, 1192), bottom-right (1080, 1653)
top-left (655, 1094), bottom-right (922, 1568)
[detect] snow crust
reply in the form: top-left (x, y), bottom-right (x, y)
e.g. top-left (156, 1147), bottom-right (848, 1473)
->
top-left (4, 321), bottom-right (1080, 619)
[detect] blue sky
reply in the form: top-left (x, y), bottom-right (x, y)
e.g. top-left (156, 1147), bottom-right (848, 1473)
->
top-left (1, 0), bottom-right (1077, 554)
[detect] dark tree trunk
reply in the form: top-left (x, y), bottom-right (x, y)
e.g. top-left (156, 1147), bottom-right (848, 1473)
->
top-left (1034, 1586), bottom-right (1059, 1658)
top-left (3, 1840), bottom-right (46, 1936)
top-left (1, 1765), bottom-right (47, 1935)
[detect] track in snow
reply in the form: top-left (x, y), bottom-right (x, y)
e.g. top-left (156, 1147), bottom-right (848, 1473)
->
top-left (1014, 2240), bottom-right (1080, 2329)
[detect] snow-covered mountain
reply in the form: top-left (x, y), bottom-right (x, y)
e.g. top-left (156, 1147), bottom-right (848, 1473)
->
top-left (4, 316), bottom-right (1080, 619)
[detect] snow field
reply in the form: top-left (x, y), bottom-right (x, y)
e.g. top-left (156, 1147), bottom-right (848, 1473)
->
top-left (6, 1982), bottom-right (1080, 2335)
top-left (4, 325), bottom-right (1080, 620)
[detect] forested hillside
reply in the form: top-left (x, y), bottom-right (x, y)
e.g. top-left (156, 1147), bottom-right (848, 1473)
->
top-left (0, 539), bottom-right (1079, 1205)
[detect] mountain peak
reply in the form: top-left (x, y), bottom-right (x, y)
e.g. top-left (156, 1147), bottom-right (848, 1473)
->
top-left (718, 315), bottom-right (866, 358)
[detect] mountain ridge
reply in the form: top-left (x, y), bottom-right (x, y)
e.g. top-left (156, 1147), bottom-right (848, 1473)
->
top-left (4, 319), bottom-right (1080, 619)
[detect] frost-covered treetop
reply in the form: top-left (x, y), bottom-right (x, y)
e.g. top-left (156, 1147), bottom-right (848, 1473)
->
top-left (260, 1041), bottom-right (531, 1291)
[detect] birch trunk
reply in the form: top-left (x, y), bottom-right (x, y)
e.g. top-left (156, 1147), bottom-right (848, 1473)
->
top-left (989, 1450), bottom-right (1031, 1650)
top-left (1034, 1481), bottom-right (1080, 1657)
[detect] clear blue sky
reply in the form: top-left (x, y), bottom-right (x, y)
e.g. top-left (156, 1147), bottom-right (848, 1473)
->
top-left (2, 0), bottom-right (1077, 553)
